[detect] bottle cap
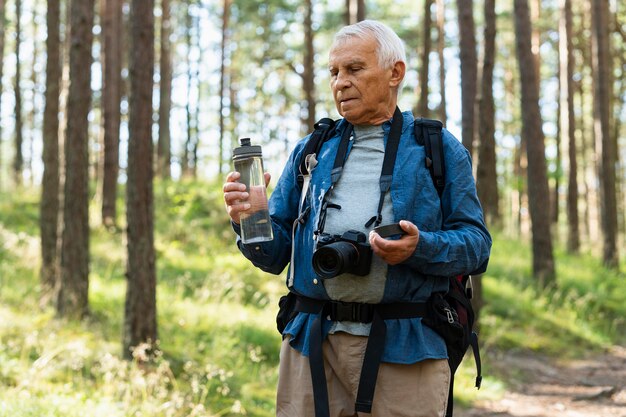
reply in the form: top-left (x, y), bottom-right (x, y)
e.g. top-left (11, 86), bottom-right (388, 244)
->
top-left (233, 138), bottom-right (262, 161)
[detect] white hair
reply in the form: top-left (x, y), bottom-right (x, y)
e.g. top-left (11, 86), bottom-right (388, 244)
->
top-left (332, 20), bottom-right (407, 92)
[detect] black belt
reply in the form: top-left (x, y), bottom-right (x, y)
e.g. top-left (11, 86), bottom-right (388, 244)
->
top-left (294, 296), bottom-right (428, 416)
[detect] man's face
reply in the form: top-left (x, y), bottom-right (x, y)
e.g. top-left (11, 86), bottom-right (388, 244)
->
top-left (328, 36), bottom-right (402, 125)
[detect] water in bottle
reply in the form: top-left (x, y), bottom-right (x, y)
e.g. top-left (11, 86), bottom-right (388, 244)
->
top-left (232, 138), bottom-right (274, 244)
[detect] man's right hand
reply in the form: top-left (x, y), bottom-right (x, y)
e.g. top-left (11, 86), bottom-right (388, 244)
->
top-left (223, 171), bottom-right (271, 224)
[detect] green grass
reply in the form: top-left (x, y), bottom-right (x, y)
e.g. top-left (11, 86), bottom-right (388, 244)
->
top-left (1, 182), bottom-right (625, 416)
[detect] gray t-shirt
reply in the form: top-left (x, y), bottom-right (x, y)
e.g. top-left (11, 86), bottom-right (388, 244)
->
top-left (322, 124), bottom-right (394, 335)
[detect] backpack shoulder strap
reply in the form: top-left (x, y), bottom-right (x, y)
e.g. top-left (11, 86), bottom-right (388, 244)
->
top-left (297, 118), bottom-right (336, 187)
top-left (413, 118), bottom-right (445, 198)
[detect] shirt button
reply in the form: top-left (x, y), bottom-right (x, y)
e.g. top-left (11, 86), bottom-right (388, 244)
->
top-left (313, 278), bottom-right (319, 285)
top-left (255, 246), bottom-right (261, 251)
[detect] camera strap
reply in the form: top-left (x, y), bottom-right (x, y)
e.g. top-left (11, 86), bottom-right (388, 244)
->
top-left (315, 106), bottom-right (404, 237)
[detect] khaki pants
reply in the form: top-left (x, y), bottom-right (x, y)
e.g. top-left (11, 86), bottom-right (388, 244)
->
top-left (277, 333), bottom-right (450, 417)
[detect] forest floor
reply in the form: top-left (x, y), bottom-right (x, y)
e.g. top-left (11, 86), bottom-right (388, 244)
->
top-left (457, 345), bottom-right (626, 417)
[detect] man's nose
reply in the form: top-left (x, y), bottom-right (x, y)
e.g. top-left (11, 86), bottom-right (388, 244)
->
top-left (334, 72), bottom-right (351, 89)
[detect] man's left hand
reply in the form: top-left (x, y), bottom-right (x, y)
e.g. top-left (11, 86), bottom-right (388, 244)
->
top-left (369, 220), bottom-right (419, 265)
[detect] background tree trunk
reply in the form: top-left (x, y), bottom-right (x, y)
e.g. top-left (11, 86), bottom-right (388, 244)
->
top-left (40, 0), bottom-right (62, 307)
top-left (0, 0), bottom-right (4, 190)
top-left (476, 0), bottom-right (499, 228)
top-left (58, 0), bottom-right (95, 319)
top-left (417, 0), bottom-right (433, 117)
top-left (591, 0), bottom-right (619, 269)
top-left (436, 0), bottom-right (447, 125)
top-left (101, 0), bottom-right (123, 227)
top-left (513, 0), bottom-right (556, 287)
top-left (559, 0), bottom-right (579, 253)
top-left (345, 0), bottom-right (366, 25)
top-left (218, 0), bottom-right (230, 177)
top-left (456, 0), bottom-right (478, 156)
top-left (302, 0), bottom-right (316, 133)
top-left (14, 0), bottom-right (24, 186)
top-left (157, 0), bottom-right (171, 179)
top-left (123, 0), bottom-right (157, 359)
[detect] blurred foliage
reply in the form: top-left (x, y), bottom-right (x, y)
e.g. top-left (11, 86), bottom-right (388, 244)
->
top-left (0, 183), bottom-right (625, 415)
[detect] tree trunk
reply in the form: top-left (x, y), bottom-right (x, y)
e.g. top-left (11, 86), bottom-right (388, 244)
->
top-left (58, 0), bottom-right (95, 319)
top-left (559, 0), bottom-right (579, 253)
top-left (302, 0), bottom-right (316, 133)
top-left (591, 0), bottom-right (618, 269)
top-left (40, 0), bottom-right (62, 307)
top-left (456, 0), bottom-right (478, 156)
top-left (14, 0), bottom-right (23, 186)
top-left (124, 0), bottom-right (157, 359)
top-left (417, 0), bottom-right (433, 117)
top-left (436, 0), bottom-right (446, 125)
top-left (476, 0), bottom-right (499, 228)
top-left (514, 0), bottom-right (556, 287)
top-left (0, 0), bottom-right (6, 189)
top-left (157, 0), bottom-right (172, 179)
top-left (101, 0), bottom-right (123, 227)
top-left (345, 0), bottom-right (366, 25)
top-left (218, 0), bottom-right (230, 176)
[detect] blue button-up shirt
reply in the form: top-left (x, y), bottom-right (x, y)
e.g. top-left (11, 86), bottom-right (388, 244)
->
top-left (234, 111), bottom-right (491, 364)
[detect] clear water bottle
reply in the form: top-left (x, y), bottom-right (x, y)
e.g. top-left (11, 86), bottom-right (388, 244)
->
top-left (232, 138), bottom-right (274, 244)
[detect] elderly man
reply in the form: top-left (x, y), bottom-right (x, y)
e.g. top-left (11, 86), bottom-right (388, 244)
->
top-left (224, 20), bottom-right (491, 417)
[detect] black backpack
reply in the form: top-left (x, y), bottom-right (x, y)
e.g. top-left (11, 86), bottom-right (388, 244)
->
top-left (286, 116), bottom-right (482, 417)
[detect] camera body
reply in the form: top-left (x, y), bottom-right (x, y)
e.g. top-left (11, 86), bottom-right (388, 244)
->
top-left (312, 230), bottom-right (373, 279)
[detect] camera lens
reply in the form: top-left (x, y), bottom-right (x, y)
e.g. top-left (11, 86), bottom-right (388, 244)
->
top-left (312, 241), bottom-right (359, 279)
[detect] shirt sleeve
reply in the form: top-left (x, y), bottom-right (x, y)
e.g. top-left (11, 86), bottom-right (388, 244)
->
top-left (405, 131), bottom-right (492, 276)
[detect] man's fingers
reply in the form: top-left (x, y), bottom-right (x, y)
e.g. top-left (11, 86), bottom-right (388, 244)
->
top-left (399, 220), bottom-right (418, 235)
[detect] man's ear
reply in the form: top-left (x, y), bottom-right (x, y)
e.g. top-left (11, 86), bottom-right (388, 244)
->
top-left (389, 61), bottom-right (406, 88)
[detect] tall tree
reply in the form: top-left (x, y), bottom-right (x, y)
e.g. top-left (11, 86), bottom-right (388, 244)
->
top-left (591, 0), bottom-right (618, 268)
top-left (345, 0), bottom-right (365, 24)
top-left (302, 0), bottom-right (316, 132)
top-left (417, 0), bottom-right (433, 117)
top-left (40, 0), bottom-right (62, 306)
top-left (157, 0), bottom-right (172, 179)
top-left (559, 0), bottom-right (579, 253)
top-left (58, 0), bottom-right (95, 319)
top-left (456, 0), bottom-right (478, 156)
top-left (513, 0), bottom-right (555, 286)
top-left (13, 0), bottom-right (23, 186)
top-left (101, 0), bottom-right (124, 227)
top-left (476, 0), bottom-right (499, 227)
top-left (218, 0), bottom-right (230, 176)
top-left (124, 0), bottom-right (157, 359)
top-left (436, 0), bottom-right (447, 125)
top-left (0, 0), bottom-right (5, 189)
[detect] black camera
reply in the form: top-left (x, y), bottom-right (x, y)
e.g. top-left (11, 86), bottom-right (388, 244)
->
top-left (312, 230), bottom-right (373, 279)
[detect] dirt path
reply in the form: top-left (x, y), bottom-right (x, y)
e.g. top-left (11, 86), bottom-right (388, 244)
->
top-left (456, 346), bottom-right (626, 417)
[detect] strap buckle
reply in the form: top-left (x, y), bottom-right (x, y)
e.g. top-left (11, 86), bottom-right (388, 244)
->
top-left (330, 301), bottom-right (374, 323)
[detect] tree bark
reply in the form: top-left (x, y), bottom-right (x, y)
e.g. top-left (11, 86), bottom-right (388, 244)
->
top-left (436, 0), bottom-right (447, 125)
top-left (591, 0), bottom-right (618, 268)
top-left (476, 0), bottom-right (499, 228)
top-left (0, 0), bottom-right (6, 188)
top-left (513, 0), bottom-right (555, 287)
top-left (303, 0), bottom-right (316, 132)
top-left (157, 0), bottom-right (172, 179)
top-left (218, 0), bottom-right (230, 176)
top-left (456, 0), bottom-right (478, 156)
top-left (101, 0), bottom-right (124, 227)
top-left (559, 0), bottom-right (579, 253)
top-left (40, 0), bottom-right (62, 306)
top-left (13, 0), bottom-right (23, 186)
top-left (124, 0), bottom-right (157, 359)
top-left (345, 0), bottom-right (366, 25)
top-left (417, 0), bottom-right (433, 117)
top-left (58, 0), bottom-right (95, 319)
